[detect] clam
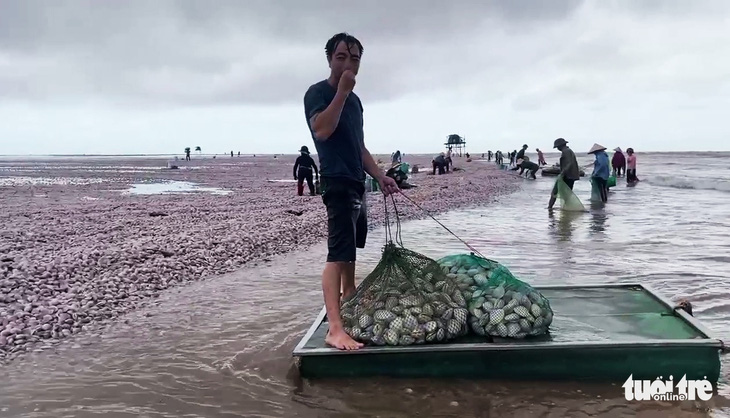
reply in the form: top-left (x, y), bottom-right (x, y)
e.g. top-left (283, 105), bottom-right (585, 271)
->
top-left (399, 335), bottom-right (415, 345)
top-left (488, 308), bottom-right (505, 325)
top-left (384, 329), bottom-right (399, 345)
top-left (374, 310), bottom-right (396, 324)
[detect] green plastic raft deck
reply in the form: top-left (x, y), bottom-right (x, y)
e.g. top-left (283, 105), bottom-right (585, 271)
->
top-left (293, 284), bottom-right (723, 382)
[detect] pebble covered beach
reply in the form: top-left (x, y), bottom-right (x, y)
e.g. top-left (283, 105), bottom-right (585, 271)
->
top-left (0, 154), bottom-right (519, 361)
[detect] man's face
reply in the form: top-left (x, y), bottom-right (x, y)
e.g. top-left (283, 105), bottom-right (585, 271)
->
top-left (329, 40), bottom-right (361, 79)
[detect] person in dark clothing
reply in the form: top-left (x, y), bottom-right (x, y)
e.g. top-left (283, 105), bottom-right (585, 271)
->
top-left (512, 158), bottom-right (540, 179)
top-left (548, 138), bottom-right (581, 209)
top-left (487, 150), bottom-right (493, 161)
top-left (293, 145), bottom-right (319, 196)
top-left (433, 153), bottom-right (448, 175)
top-left (612, 147), bottom-right (626, 177)
top-left (516, 144), bottom-right (528, 161)
top-left (303, 32), bottom-right (399, 351)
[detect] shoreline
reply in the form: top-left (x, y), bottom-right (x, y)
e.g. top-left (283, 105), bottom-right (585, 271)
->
top-left (0, 155), bottom-right (520, 362)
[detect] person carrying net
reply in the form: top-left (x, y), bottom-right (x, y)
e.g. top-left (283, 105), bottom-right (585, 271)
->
top-left (548, 138), bottom-right (581, 210)
top-left (303, 33), bottom-right (399, 350)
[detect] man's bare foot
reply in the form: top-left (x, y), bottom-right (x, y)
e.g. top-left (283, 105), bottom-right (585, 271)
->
top-left (325, 328), bottom-right (364, 350)
top-left (341, 288), bottom-right (357, 303)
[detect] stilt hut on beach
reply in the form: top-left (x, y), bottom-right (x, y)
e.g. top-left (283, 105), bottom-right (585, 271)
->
top-left (445, 134), bottom-right (466, 157)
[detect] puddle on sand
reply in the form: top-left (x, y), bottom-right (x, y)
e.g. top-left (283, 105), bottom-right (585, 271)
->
top-left (0, 176), bottom-right (107, 186)
top-left (267, 179), bottom-right (297, 183)
top-left (124, 180), bottom-right (232, 195)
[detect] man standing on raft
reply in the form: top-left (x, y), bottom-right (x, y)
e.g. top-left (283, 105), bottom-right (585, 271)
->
top-left (303, 33), bottom-right (400, 350)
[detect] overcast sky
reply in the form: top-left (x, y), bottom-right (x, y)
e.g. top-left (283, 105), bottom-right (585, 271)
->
top-left (1, 0), bottom-right (729, 156)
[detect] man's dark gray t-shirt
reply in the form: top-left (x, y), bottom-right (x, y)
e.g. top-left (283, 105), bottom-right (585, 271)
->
top-left (560, 147), bottom-right (581, 180)
top-left (303, 80), bottom-right (365, 183)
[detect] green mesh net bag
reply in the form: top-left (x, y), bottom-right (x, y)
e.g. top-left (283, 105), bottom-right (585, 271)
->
top-left (339, 198), bottom-right (469, 346)
top-left (436, 253), bottom-right (553, 339)
top-left (556, 176), bottom-right (586, 212)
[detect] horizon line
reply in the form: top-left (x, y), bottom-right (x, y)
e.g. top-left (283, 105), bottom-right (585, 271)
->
top-left (1, 150), bottom-right (727, 157)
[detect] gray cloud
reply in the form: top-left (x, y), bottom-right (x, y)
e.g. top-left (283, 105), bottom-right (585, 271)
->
top-left (0, 0), bottom-right (587, 106)
top-left (0, 0), bottom-right (728, 112)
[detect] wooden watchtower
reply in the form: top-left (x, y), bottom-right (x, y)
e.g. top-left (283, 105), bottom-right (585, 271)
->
top-left (444, 134), bottom-right (466, 157)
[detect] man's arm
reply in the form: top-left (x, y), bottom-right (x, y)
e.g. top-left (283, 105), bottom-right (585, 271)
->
top-left (293, 157), bottom-right (300, 179)
top-left (309, 92), bottom-right (348, 141)
top-left (305, 76), bottom-right (354, 141)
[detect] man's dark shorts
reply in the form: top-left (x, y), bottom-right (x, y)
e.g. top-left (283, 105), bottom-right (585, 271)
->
top-left (552, 178), bottom-right (576, 196)
top-left (321, 177), bottom-right (367, 263)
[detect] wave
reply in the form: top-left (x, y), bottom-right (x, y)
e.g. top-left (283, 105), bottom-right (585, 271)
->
top-left (647, 175), bottom-right (730, 193)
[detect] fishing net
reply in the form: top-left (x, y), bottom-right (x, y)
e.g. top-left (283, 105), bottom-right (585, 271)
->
top-left (590, 177), bottom-right (602, 202)
top-left (607, 154), bottom-right (616, 187)
top-left (436, 253), bottom-right (554, 339)
top-left (556, 177), bottom-right (586, 212)
top-left (340, 197), bottom-right (469, 346)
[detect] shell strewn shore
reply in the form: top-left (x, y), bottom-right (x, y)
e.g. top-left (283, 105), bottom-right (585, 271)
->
top-left (0, 155), bottom-right (519, 361)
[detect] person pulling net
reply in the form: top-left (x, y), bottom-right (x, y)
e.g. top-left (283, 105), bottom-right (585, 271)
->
top-left (548, 138), bottom-right (585, 211)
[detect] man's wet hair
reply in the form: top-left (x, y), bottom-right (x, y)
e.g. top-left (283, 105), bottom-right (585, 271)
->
top-left (325, 33), bottom-right (364, 62)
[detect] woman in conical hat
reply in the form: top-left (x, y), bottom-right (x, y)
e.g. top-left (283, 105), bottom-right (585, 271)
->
top-left (588, 143), bottom-right (607, 154)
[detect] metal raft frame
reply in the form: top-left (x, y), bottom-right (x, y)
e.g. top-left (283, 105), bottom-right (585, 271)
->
top-left (292, 283), bottom-right (723, 381)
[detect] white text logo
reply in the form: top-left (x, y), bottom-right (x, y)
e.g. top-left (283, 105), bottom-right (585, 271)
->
top-left (623, 374), bottom-right (713, 401)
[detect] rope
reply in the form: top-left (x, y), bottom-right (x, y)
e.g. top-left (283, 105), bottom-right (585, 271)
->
top-left (382, 195), bottom-right (403, 247)
top-left (396, 192), bottom-right (487, 259)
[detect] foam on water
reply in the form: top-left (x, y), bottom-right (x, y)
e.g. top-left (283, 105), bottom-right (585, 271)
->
top-left (647, 175), bottom-right (730, 193)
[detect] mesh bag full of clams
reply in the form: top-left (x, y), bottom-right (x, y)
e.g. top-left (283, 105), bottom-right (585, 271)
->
top-left (437, 253), bottom-right (554, 339)
top-left (340, 242), bottom-right (470, 346)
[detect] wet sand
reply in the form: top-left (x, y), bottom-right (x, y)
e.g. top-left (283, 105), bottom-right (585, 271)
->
top-left (0, 154), bottom-right (518, 361)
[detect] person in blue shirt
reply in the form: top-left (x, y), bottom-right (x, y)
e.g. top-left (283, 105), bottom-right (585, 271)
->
top-left (588, 143), bottom-right (610, 203)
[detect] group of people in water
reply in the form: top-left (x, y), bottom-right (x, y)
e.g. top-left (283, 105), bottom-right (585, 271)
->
top-left (485, 147), bottom-right (548, 168)
top-left (292, 139), bottom-right (639, 203)
top-left (493, 139), bottom-right (639, 208)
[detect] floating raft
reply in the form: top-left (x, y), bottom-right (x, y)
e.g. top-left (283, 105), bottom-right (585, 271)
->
top-left (293, 284), bottom-right (722, 383)
top-left (541, 166), bottom-right (587, 177)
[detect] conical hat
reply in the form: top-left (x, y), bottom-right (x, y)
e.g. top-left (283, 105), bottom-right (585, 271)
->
top-left (588, 143), bottom-right (606, 154)
top-left (614, 147), bottom-right (622, 153)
